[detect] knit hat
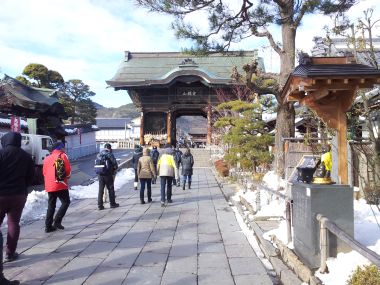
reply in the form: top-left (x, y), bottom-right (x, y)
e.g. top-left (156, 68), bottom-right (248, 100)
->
top-left (52, 142), bottom-right (65, 150)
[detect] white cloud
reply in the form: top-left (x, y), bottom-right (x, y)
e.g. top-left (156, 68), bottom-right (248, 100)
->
top-left (0, 0), bottom-right (379, 107)
top-left (0, 0), bottom-right (185, 107)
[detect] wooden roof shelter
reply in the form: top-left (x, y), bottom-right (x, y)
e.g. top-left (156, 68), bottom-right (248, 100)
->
top-left (0, 75), bottom-right (67, 138)
top-left (282, 55), bottom-right (380, 184)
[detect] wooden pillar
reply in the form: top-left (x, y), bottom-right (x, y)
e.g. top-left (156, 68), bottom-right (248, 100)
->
top-left (140, 111), bottom-right (145, 146)
top-left (166, 111), bottom-right (172, 145)
top-left (337, 102), bottom-right (348, 184)
top-left (172, 115), bottom-right (177, 146)
top-left (207, 104), bottom-right (212, 145)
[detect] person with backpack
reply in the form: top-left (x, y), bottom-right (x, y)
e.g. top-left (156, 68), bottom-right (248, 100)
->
top-left (96, 143), bottom-right (119, 210)
top-left (180, 147), bottom-right (194, 190)
top-left (150, 146), bottom-right (159, 184)
top-left (137, 147), bottom-right (156, 204)
top-left (42, 141), bottom-right (71, 233)
top-left (157, 144), bottom-right (177, 207)
top-left (132, 145), bottom-right (143, 190)
top-left (0, 132), bottom-right (34, 285)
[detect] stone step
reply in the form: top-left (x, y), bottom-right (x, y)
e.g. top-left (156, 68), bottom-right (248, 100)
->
top-left (184, 148), bottom-right (212, 167)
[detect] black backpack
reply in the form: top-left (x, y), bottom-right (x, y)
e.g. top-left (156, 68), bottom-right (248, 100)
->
top-left (54, 154), bottom-right (67, 182)
top-left (94, 153), bottom-right (111, 175)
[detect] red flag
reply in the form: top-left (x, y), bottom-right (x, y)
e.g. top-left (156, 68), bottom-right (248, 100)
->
top-left (10, 116), bottom-right (21, 132)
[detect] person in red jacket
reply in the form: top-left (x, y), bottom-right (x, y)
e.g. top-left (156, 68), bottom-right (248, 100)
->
top-left (42, 141), bottom-right (71, 233)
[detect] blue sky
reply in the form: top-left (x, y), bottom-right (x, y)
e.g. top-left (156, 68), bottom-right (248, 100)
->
top-left (0, 0), bottom-right (378, 108)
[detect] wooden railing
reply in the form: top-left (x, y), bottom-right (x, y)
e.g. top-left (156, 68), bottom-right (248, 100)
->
top-left (316, 214), bottom-right (380, 273)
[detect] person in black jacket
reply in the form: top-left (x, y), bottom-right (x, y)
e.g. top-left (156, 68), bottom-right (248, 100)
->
top-left (97, 143), bottom-right (119, 210)
top-left (150, 146), bottom-right (159, 184)
top-left (0, 132), bottom-right (34, 285)
top-left (173, 146), bottom-right (182, 186)
top-left (132, 145), bottom-right (143, 190)
top-left (180, 148), bottom-right (194, 190)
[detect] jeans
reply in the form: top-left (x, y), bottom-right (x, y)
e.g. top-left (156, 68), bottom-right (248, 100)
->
top-left (182, 175), bottom-right (192, 184)
top-left (140, 178), bottom-right (152, 201)
top-left (0, 194), bottom-right (27, 256)
top-left (45, 190), bottom-right (70, 227)
top-left (134, 169), bottom-right (139, 182)
top-left (160, 176), bottom-right (173, 202)
top-left (98, 175), bottom-right (116, 206)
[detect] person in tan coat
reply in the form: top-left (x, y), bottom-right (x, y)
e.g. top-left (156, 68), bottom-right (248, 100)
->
top-left (137, 148), bottom-right (156, 204)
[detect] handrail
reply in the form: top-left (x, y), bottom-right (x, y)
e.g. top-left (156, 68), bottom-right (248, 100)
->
top-left (317, 214), bottom-right (380, 273)
top-left (259, 184), bottom-right (293, 243)
top-left (259, 184), bottom-right (289, 201)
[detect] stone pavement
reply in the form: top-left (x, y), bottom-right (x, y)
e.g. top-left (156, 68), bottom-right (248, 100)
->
top-left (3, 168), bottom-right (275, 285)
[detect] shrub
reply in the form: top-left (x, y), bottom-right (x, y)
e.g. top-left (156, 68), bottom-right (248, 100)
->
top-left (347, 264), bottom-right (380, 285)
top-left (214, 159), bottom-right (229, 177)
top-left (252, 173), bottom-right (265, 182)
top-left (363, 186), bottom-right (380, 205)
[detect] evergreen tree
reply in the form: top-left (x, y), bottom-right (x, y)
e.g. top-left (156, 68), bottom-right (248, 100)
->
top-left (18, 63), bottom-right (64, 88)
top-left (76, 99), bottom-right (97, 124)
top-left (214, 98), bottom-right (274, 172)
top-left (59, 79), bottom-right (96, 124)
top-left (136, 0), bottom-right (357, 176)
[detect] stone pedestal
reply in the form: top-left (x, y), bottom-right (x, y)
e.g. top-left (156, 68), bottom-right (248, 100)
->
top-left (291, 183), bottom-right (354, 269)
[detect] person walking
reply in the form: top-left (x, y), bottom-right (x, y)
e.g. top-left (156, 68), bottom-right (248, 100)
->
top-left (157, 144), bottom-right (177, 207)
top-left (150, 146), bottom-right (159, 184)
top-left (97, 143), bottom-right (119, 210)
top-left (1, 234), bottom-right (20, 285)
top-left (173, 146), bottom-right (182, 187)
top-left (43, 141), bottom-right (71, 233)
top-left (137, 148), bottom-right (156, 204)
top-left (180, 148), bottom-right (194, 190)
top-left (0, 132), bottom-right (34, 285)
top-left (132, 145), bottom-right (143, 190)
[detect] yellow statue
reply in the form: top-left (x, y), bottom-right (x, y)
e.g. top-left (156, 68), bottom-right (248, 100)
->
top-left (314, 144), bottom-right (333, 183)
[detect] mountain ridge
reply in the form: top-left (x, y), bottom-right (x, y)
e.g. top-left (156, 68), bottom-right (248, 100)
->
top-left (95, 103), bottom-right (140, 118)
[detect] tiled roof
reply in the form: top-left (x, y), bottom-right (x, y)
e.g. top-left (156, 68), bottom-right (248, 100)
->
top-left (292, 63), bottom-right (380, 77)
top-left (0, 74), bottom-right (59, 109)
top-left (64, 124), bottom-right (99, 136)
top-left (96, 118), bottom-right (131, 129)
top-left (107, 51), bottom-right (264, 88)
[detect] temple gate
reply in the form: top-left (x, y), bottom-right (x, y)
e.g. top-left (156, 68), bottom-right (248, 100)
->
top-left (107, 51), bottom-right (263, 146)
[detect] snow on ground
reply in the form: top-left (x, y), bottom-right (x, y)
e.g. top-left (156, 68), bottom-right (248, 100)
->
top-left (233, 171), bottom-right (380, 285)
top-left (20, 168), bottom-right (135, 225)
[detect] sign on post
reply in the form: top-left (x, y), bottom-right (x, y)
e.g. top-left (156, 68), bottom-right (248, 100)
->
top-left (10, 116), bottom-right (21, 132)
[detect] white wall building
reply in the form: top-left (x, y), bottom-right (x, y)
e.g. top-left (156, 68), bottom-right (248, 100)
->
top-left (95, 118), bottom-right (140, 142)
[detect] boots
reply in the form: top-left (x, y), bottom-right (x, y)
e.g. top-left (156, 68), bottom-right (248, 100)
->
top-left (182, 183), bottom-right (185, 190)
top-left (54, 216), bottom-right (64, 230)
top-left (188, 181), bottom-right (191, 189)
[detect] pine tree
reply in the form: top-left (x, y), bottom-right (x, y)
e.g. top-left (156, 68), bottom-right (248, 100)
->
top-left (214, 98), bottom-right (274, 173)
top-left (136, 0), bottom-right (357, 176)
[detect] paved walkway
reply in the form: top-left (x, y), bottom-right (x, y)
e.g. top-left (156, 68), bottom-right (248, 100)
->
top-left (3, 168), bottom-right (274, 285)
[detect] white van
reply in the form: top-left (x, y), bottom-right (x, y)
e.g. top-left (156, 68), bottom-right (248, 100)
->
top-left (0, 132), bottom-right (53, 184)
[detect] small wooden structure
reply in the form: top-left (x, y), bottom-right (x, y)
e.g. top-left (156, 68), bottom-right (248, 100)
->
top-left (282, 55), bottom-right (380, 184)
top-left (0, 75), bottom-right (67, 138)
